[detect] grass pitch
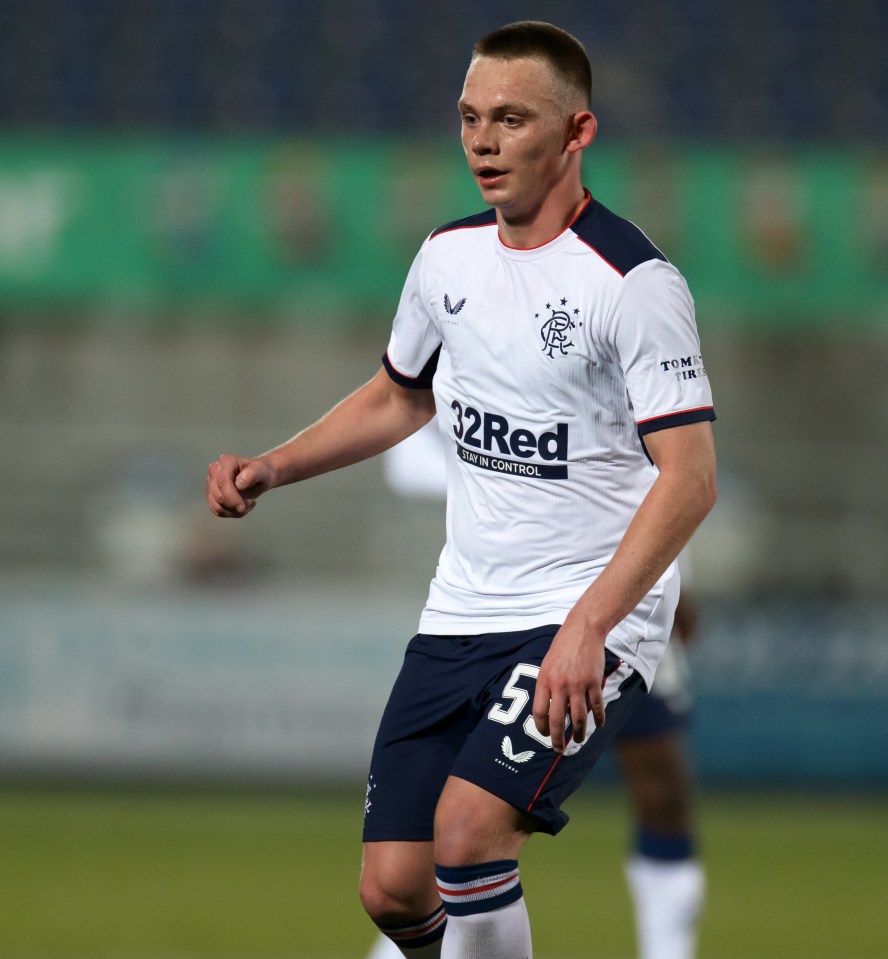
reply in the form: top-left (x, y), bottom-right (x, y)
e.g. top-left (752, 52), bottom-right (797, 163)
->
top-left (0, 785), bottom-right (885, 958)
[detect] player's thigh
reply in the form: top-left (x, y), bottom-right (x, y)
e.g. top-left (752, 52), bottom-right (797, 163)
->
top-left (363, 633), bottom-right (479, 843)
top-left (434, 775), bottom-right (537, 866)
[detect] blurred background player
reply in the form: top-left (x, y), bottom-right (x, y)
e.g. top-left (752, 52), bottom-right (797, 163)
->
top-left (368, 424), bottom-right (705, 959)
top-left (615, 558), bottom-right (705, 959)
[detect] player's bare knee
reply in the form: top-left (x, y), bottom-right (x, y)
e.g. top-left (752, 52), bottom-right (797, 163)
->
top-left (359, 844), bottom-right (439, 924)
top-left (357, 879), bottom-right (394, 923)
top-left (433, 817), bottom-right (485, 866)
top-left (358, 870), bottom-right (416, 924)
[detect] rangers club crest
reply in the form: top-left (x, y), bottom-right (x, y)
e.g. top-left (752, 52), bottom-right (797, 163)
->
top-left (538, 297), bottom-right (581, 358)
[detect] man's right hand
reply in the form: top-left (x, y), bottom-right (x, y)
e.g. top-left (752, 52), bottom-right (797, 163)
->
top-left (206, 454), bottom-right (274, 518)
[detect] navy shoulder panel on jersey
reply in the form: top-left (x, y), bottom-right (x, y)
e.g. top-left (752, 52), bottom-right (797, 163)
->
top-left (430, 208), bottom-right (497, 239)
top-left (571, 199), bottom-right (667, 276)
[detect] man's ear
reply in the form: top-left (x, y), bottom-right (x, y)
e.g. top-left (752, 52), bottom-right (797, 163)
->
top-left (566, 111), bottom-right (598, 154)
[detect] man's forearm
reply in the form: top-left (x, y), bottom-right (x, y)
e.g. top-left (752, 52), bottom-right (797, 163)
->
top-left (567, 463), bottom-right (716, 642)
top-left (262, 369), bottom-right (436, 488)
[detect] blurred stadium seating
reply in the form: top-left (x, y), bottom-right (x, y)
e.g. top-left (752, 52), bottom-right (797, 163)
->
top-left (0, 0), bottom-right (885, 139)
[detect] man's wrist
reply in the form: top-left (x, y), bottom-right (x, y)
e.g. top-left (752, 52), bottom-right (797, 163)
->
top-left (562, 604), bottom-right (611, 647)
top-left (259, 450), bottom-right (290, 489)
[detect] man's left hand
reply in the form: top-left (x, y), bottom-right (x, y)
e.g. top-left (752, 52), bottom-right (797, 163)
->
top-left (532, 621), bottom-right (606, 754)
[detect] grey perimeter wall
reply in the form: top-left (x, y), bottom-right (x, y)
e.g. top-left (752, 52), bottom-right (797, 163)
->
top-left (3, 322), bottom-right (886, 598)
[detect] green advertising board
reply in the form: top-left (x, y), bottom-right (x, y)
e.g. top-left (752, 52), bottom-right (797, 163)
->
top-left (0, 137), bottom-right (885, 328)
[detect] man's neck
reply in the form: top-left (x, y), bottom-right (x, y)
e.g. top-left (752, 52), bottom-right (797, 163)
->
top-left (496, 184), bottom-right (588, 250)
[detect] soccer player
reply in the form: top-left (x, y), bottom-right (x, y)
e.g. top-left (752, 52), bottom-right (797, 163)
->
top-left (206, 20), bottom-right (717, 959)
top-left (617, 567), bottom-right (706, 959)
top-left (374, 431), bottom-right (706, 959)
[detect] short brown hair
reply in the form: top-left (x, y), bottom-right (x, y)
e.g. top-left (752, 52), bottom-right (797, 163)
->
top-left (472, 21), bottom-right (592, 109)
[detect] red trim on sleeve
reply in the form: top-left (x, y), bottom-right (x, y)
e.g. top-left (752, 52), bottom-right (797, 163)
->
top-left (382, 351), bottom-right (436, 389)
top-left (636, 405), bottom-right (715, 426)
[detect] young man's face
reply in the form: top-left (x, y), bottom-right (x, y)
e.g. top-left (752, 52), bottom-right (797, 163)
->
top-left (458, 55), bottom-right (579, 224)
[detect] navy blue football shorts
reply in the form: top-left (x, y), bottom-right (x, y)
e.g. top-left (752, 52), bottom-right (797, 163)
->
top-left (614, 686), bottom-right (689, 741)
top-left (615, 640), bottom-right (692, 742)
top-left (362, 624), bottom-right (646, 840)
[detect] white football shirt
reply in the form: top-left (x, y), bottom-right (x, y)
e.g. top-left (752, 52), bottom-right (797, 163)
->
top-left (383, 194), bottom-right (715, 686)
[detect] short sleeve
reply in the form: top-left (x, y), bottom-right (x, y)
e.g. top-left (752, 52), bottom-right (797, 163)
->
top-left (383, 242), bottom-right (442, 390)
top-left (610, 259), bottom-right (715, 435)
